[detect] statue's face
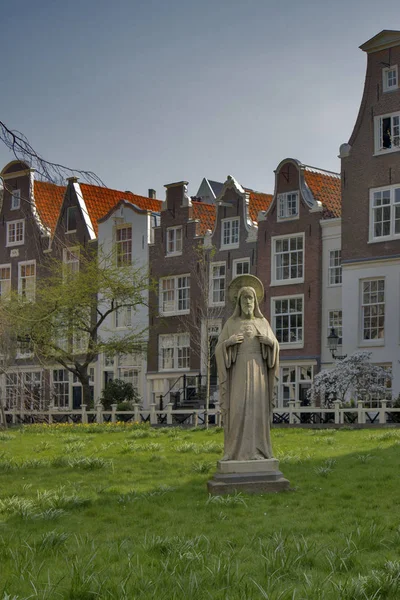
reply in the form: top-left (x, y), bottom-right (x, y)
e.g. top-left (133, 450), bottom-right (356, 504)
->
top-left (240, 290), bottom-right (255, 317)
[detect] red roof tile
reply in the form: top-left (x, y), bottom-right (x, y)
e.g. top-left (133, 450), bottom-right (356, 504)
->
top-left (247, 190), bottom-right (273, 222)
top-left (80, 184), bottom-right (162, 235)
top-left (34, 180), bottom-right (66, 233)
top-left (191, 201), bottom-right (216, 235)
top-left (304, 167), bottom-right (341, 218)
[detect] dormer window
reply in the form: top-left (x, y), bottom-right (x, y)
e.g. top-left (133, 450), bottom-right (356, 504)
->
top-left (6, 219), bottom-right (25, 247)
top-left (66, 206), bottom-right (78, 232)
top-left (11, 189), bottom-right (21, 210)
top-left (374, 112), bottom-right (400, 154)
top-left (166, 226), bottom-right (182, 255)
top-left (383, 65), bottom-right (398, 93)
top-left (221, 218), bottom-right (239, 248)
top-left (277, 192), bottom-right (299, 221)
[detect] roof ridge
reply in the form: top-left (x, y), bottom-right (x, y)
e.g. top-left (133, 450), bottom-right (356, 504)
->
top-left (303, 165), bottom-right (341, 178)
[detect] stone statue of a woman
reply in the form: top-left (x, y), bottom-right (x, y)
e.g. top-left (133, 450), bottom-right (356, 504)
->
top-left (215, 275), bottom-right (279, 462)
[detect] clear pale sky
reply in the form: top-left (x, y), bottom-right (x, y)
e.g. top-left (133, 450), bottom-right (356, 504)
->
top-left (0, 0), bottom-right (397, 199)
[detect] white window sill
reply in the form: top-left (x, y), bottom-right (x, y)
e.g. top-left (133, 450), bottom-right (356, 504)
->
top-left (368, 235), bottom-right (400, 244)
top-left (66, 230), bottom-right (77, 235)
top-left (359, 340), bottom-right (385, 347)
top-left (165, 252), bottom-right (183, 258)
top-left (10, 207), bottom-right (20, 211)
top-left (209, 302), bottom-right (225, 308)
top-left (278, 342), bottom-right (304, 350)
top-left (220, 244), bottom-right (239, 251)
top-left (6, 241), bottom-right (24, 248)
top-left (374, 147), bottom-right (400, 156)
top-left (16, 354), bottom-right (34, 359)
top-left (327, 283), bottom-right (342, 288)
top-left (383, 87), bottom-right (398, 93)
top-left (271, 278), bottom-right (304, 287)
top-left (160, 310), bottom-right (190, 317)
top-left (277, 215), bottom-right (299, 222)
top-left (159, 368), bottom-right (191, 373)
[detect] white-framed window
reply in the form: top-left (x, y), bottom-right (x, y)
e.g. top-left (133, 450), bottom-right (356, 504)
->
top-left (210, 262), bottom-right (226, 306)
top-left (18, 261), bottom-right (36, 301)
top-left (365, 364), bottom-right (392, 408)
top-left (66, 206), bottom-right (77, 232)
top-left (328, 250), bottom-right (342, 285)
top-left (11, 189), bottom-right (21, 210)
top-left (6, 219), bottom-right (25, 247)
top-left (0, 264), bottom-right (11, 300)
top-left (159, 333), bottom-right (190, 371)
top-left (52, 369), bottom-right (70, 409)
top-left (63, 247), bottom-right (80, 275)
top-left (328, 310), bottom-right (342, 345)
top-left (160, 275), bottom-right (190, 315)
top-left (233, 258), bottom-right (250, 277)
top-left (361, 279), bottom-right (385, 344)
top-left (272, 233), bottom-right (304, 285)
top-left (16, 335), bottom-right (33, 359)
top-left (5, 371), bottom-right (43, 410)
top-left (369, 184), bottom-right (400, 241)
top-left (118, 368), bottom-right (140, 395)
top-left (277, 192), bottom-right (299, 221)
top-left (221, 217), bottom-right (239, 248)
top-left (374, 112), bottom-right (400, 154)
top-left (277, 364), bottom-right (314, 408)
top-left (166, 226), bottom-right (182, 255)
top-left (272, 295), bottom-right (304, 348)
top-left (115, 304), bottom-right (132, 329)
top-left (116, 225), bottom-right (132, 267)
top-left (383, 65), bottom-right (398, 93)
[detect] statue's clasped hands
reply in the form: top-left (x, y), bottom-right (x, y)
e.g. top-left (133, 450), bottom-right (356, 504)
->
top-left (226, 334), bottom-right (244, 347)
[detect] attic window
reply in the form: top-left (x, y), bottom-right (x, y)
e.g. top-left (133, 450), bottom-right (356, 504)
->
top-left (11, 189), bottom-right (21, 210)
top-left (383, 65), bottom-right (398, 93)
top-left (66, 207), bottom-right (77, 232)
top-left (375, 112), bottom-right (400, 154)
top-left (277, 192), bottom-right (299, 221)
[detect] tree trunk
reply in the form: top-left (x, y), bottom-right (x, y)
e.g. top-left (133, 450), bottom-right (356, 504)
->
top-left (78, 368), bottom-right (92, 408)
top-left (0, 393), bottom-right (7, 429)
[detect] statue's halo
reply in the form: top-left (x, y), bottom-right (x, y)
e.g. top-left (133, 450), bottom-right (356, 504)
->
top-left (228, 274), bottom-right (264, 304)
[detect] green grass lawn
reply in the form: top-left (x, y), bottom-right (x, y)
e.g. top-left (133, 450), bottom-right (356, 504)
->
top-left (1, 423), bottom-right (400, 599)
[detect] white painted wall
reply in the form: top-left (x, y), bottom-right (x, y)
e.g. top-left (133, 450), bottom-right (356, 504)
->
top-left (320, 219), bottom-right (342, 370)
top-left (342, 257), bottom-right (400, 398)
top-left (96, 203), bottom-right (154, 408)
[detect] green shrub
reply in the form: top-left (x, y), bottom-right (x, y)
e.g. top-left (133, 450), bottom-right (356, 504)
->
top-left (100, 379), bottom-right (139, 410)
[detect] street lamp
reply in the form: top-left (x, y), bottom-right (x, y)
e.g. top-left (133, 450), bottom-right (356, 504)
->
top-left (327, 328), bottom-right (347, 360)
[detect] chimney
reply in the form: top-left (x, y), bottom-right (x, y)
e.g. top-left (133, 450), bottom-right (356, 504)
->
top-left (148, 188), bottom-right (156, 199)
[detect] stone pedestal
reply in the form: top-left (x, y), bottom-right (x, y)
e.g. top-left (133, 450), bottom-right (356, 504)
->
top-left (207, 459), bottom-right (290, 495)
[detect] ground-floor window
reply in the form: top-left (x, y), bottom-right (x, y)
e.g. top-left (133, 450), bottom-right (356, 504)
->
top-left (52, 369), bottom-right (70, 408)
top-left (275, 364), bottom-right (314, 408)
top-left (363, 363), bottom-right (392, 408)
top-left (5, 371), bottom-right (44, 410)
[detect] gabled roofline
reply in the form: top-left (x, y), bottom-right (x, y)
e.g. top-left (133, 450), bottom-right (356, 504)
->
top-left (98, 199), bottom-right (156, 224)
top-left (1, 160), bottom-right (33, 180)
top-left (360, 29), bottom-right (400, 53)
top-left (214, 175), bottom-right (258, 240)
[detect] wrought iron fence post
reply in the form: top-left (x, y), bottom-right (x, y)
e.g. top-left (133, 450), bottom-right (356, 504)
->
top-left (379, 399), bottom-right (387, 424)
top-left (111, 403), bottom-right (117, 423)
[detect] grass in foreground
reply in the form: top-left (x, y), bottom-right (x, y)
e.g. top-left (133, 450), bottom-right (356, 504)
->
top-left (1, 423), bottom-right (400, 599)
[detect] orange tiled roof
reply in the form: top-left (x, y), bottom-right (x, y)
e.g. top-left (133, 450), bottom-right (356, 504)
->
top-left (34, 180), bottom-right (66, 233)
top-left (304, 167), bottom-right (341, 218)
top-left (79, 184), bottom-right (162, 235)
top-left (192, 200), bottom-right (216, 235)
top-left (247, 190), bottom-right (273, 222)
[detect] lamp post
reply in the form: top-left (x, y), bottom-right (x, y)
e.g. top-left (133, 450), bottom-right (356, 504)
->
top-left (327, 328), bottom-right (347, 360)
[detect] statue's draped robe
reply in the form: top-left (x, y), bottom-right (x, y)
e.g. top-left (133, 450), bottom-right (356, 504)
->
top-left (215, 316), bottom-right (279, 461)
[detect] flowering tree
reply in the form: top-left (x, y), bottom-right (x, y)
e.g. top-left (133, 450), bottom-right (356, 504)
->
top-left (309, 351), bottom-right (392, 407)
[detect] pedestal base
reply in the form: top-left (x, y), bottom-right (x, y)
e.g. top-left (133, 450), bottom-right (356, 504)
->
top-left (207, 459), bottom-right (290, 495)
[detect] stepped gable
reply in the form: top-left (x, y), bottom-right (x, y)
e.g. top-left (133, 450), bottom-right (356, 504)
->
top-left (303, 166), bottom-right (341, 219)
top-left (34, 180), bottom-right (66, 234)
top-left (79, 184), bottom-right (162, 235)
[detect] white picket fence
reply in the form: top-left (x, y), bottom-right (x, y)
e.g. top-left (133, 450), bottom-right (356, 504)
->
top-left (2, 399), bottom-right (400, 427)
